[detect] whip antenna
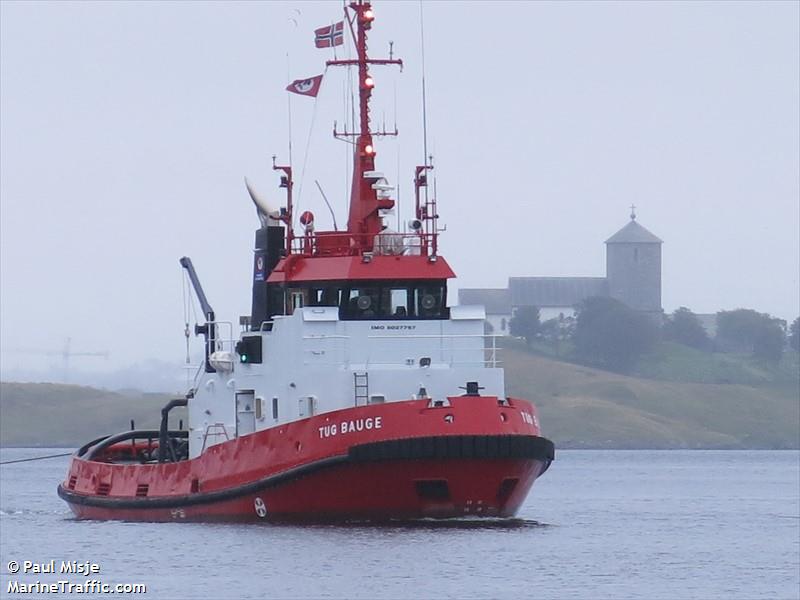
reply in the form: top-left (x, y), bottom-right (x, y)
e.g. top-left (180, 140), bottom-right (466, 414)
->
top-left (315, 179), bottom-right (339, 231)
top-left (286, 51), bottom-right (294, 168)
top-left (419, 1), bottom-right (429, 168)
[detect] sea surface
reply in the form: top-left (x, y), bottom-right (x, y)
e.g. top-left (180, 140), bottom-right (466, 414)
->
top-left (1, 449), bottom-right (798, 600)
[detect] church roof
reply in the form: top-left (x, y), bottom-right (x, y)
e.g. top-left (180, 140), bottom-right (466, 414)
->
top-left (605, 219), bottom-right (662, 244)
top-left (458, 288), bottom-right (511, 314)
top-left (509, 277), bottom-right (608, 308)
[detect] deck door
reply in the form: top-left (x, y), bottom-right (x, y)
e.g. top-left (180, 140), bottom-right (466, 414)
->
top-left (236, 390), bottom-right (256, 437)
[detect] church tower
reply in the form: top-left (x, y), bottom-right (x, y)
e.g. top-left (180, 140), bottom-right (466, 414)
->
top-left (605, 206), bottom-right (663, 314)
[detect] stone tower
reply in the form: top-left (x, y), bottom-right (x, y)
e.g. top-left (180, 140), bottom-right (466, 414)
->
top-left (605, 207), bottom-right (663, 314)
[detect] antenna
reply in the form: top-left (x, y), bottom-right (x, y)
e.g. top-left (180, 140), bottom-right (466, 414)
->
top-left (315, 180), bottom-right (339, 231)
top-left (417, 0), bottom-right (434, 254)
top-left (285, 12), bottom-right (300, 168)
top-left (419, 0), bottom-right (429, 169)
top-left (286, 52), bottom-right (293, 168)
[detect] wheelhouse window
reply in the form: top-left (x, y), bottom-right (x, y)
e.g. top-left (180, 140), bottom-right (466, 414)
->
top-left (345, 286), bottom-right (381, 318)
top-left (307, 285), bottom-right (342, 307)
top-left (290, 290), bottom-right (304, 311)
top-left (340, 280), bottom-right (447, 320)
top-left (388, 288), bottom-right (410, 317)
top-left (415, 284), bottom-right (444, 318)
top-left (268, 280), bottom-right (448, 320)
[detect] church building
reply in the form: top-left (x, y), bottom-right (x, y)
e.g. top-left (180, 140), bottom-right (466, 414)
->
top-left (459, 209), bottom-right (663, 335)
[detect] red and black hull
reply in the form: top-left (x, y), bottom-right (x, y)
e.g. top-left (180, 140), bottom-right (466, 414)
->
top-left (58, 396), bottom-right (554, 522)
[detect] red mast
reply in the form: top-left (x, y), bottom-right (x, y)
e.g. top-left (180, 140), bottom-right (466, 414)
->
top-left (327, 1), bottom-right (402, 252)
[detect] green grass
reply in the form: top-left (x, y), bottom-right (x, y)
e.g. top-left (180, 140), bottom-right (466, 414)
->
top-left (635, 342), bottom-right (800, 385)
top-left (501, 342), bottom-right (800, 449)
top-left (0, 382), bottom-right (183, 447)
top-left (506, 336), bottom-right (800, 386)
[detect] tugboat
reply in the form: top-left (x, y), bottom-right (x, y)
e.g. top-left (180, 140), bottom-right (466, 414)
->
top-left (58, 1), bottom-right (554, 522)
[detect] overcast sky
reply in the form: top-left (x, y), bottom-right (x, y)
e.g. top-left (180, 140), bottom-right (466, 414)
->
top-left (1, 0), bottom-right (798, 373)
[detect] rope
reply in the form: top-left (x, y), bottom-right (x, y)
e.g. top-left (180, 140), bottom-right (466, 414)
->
top-left (1, 452), bottom-right (72, 465)
top-left (181, 270), bottom-right (191, 364)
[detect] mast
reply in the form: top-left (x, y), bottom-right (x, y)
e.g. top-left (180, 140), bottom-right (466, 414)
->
top-left (327, 1), bottom-right (402, 252)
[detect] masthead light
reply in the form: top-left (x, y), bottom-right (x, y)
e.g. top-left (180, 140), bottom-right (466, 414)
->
top-left (364, 76), bottom-right (375, 88)
top-left (364, 9), bottom-right (374, 20)
top-left (365, 144), bottom-right (374, 155)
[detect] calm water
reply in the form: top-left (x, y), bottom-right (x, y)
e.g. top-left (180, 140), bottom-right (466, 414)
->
top-left (1, 449), bottom-right (798, 600)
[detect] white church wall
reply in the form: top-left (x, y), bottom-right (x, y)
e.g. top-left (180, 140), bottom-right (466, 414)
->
top-left (485, 314), bottom-right (511, 336)
top-left (539, 307), bottom-right (577, 322)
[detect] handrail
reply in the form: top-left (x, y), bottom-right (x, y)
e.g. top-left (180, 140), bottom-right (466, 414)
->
top-left (201, 423), bottom-right (230, 454)
top-left (207, 320), bottom-right (236, 351)
top-left (288, 231), bottom-right (437, 257)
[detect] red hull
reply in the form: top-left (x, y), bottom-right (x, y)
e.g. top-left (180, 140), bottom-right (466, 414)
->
top-left (58, 396), bottom-right (554, 522)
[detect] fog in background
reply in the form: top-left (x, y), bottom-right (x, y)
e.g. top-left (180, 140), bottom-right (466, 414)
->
top-left (1, 1), bottom-right (798, 383)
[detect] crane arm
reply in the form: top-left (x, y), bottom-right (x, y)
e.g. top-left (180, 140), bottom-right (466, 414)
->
top-left (179, 256), bottom-right (217, 373)
top-left (179, 257), bottom-right (215, 322)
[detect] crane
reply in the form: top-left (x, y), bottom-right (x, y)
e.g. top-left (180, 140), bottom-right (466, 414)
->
top-left (9, 337), bottom-right (109, 382)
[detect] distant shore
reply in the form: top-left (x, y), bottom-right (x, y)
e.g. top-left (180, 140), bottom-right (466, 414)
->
top-left (2, 344), bottom-right (798, 450)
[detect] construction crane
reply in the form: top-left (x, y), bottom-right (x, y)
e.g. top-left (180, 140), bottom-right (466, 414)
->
top-left (9, 337), bottom-right (110, 381)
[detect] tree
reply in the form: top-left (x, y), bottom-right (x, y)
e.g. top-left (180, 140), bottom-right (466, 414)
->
top-left (663, 307), bottom-right (710, 350)
top-left (789, 317), bottom-right (800, 352)
top-left (573, 296), bottom-right (658, 372)
top-left (753, 321), bottom-right (785, 362)
top-left (509, 306), bottom-right (541, 346)
top-left (539, 318), bottom-right (559, 342)
top-left (716, 309), bottom-right (786, 362)
top-left (539, 315), bottom-right (575, 357)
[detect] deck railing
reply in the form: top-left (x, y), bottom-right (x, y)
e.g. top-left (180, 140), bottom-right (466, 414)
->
top-left (289, 231), bottom-right (437, 257)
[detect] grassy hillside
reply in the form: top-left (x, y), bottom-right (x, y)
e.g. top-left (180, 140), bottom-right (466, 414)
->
top-left (635, 341), bottom-right (800, 385)
top-left (502, 342), bottom-right (800, 449)
top-left (2, 344), bottom-right (798, 448)
top-left (0, 382), bottom-right (183, 447)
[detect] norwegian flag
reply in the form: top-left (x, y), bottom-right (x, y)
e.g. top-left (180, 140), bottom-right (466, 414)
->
top-left (314, 21), bottom-right (344, 48)
top-left (285, 74), bottom-right (324, 98)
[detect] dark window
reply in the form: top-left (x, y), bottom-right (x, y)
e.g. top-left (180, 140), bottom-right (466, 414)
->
top-left (338, 280), bottom-right (448, 320)
top-left (321, 286), bottom-right (342, 307)
top-left (385, 287), bottom-right (411, 317)
top-left (415, 283), bottom-right (445, 318)
top-left (289, 290), bottom-right (304, 312)
top-left (345, 286), bottom-right (381, 318)
top-left (269, 280), bottom-right (448, 321)
top-left (309, 288), bottom-right (324, 306)
top-left (307, 285), bottom-right (343, 307)
top-left (272, 397), bottom-right (279, 420)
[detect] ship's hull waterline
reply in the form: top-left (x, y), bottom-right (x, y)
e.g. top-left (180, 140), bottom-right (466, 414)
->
top-left (58, 397), bottom-right (554, 522)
